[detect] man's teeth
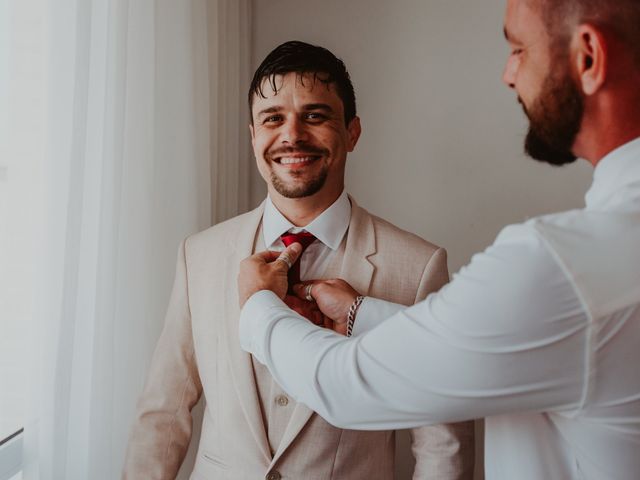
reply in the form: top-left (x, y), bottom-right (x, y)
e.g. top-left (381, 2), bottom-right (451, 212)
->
top-left (279, 156), bottom-right (315, 165)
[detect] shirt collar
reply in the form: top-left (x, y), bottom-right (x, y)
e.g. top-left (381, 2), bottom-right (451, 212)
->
top-left (585, 136), bottom-right (640, 211)
top-left (263, 190), bottom-right (351, 250)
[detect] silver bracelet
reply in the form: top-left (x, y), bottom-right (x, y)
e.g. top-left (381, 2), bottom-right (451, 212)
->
top-left (346, 295), bottom-right (365, 338)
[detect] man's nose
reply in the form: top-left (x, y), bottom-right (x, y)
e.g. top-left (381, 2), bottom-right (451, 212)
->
top-left (502, 55), bottom-right (517, 89)
top-left (281, 117), bottom-right (309, 144)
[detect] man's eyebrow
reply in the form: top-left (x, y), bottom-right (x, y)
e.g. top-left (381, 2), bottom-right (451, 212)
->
top-left (303, 103), bottom-right (333, 112)
top-left (256, 103), bottom-right (334, 117)
top-left (256, 106), bottom-right (283, 117)
top-left (503, 26), bottom-right (510, 41)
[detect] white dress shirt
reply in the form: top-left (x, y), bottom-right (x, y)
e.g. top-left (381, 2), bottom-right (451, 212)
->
top-left (261, 190), bottom-right (351, 280)
top-left (240, 137), bottom-right (640, 480)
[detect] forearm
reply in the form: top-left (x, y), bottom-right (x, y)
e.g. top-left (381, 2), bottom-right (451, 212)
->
top-left (240, 226), bottom-right (589, 430)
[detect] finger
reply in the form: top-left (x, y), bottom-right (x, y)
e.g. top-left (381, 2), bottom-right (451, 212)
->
top-left (274, 251), bottom-right (294, 271)
top-left (273, 243), bottom-right (301, 271)
top-left (292, 280), bottom-right (320, 301)
top-left (303, 283), bottom-right (314, 302)
top-left (279, 242), bottom-right (302, 268)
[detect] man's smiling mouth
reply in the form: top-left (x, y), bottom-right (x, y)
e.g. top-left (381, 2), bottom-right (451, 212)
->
top-left (268, 144), bottom-right (328, 166)
top-left (276, 156), bottom-right (320, 165)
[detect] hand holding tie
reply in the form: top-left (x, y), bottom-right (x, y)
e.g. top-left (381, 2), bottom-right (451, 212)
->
top-left (237, 243), bottom-right (302, 307)
top-left (238, 239), bottom-right (361, 335)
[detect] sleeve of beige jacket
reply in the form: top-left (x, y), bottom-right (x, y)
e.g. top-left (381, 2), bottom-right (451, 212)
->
top-left (122, 239), bottom-right (203, 479)
top-left (409, 248), bottom-right (475, 480)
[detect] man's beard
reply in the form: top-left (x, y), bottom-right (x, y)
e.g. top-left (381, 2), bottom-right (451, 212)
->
top-left (522, 65), bottom-right (584, 166)
top-left (266, 143), bottom-right (330, 198)
top-left (270, 164), bottom-right (329, 198)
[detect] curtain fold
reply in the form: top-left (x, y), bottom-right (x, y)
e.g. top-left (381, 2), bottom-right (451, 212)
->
top-left (23, 1), bottom-right (251, 478)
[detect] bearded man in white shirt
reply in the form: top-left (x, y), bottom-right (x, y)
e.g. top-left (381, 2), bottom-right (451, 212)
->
top-left (238, 2), bottom-right (640, 480)
top-left (123, 41), bottom-right (474, 479)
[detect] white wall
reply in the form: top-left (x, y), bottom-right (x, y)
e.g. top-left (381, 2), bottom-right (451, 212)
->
top-left (250, 1), bottom-right (594, 478)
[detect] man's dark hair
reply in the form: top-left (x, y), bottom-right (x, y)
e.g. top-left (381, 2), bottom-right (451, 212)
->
top-left (535, 0), bottom-right (640, 64)
top-left (248, 41), bottom-right (356, 125)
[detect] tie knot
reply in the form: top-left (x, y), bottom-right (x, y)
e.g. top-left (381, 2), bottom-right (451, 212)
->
top-left (280, 231), bottom-right (317, 252)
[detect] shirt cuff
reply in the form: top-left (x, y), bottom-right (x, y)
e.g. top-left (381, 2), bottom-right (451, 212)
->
top-left (351, 297), bottom-right (407, 336)
top-left (239, 290), bottom-right (287, 362)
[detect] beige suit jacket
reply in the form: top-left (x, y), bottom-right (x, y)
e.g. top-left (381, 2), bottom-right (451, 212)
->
top-left (123, 198), bottom-right (474, 479)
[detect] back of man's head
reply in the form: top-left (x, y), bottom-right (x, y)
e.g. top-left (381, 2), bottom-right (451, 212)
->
top-left (535, 0), bottom-right (640, 65)
top-left (248, 41), bottom-right (356, 126)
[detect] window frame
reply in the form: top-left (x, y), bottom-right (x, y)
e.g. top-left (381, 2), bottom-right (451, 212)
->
top-left (0, 428), bottom-right (23, 480)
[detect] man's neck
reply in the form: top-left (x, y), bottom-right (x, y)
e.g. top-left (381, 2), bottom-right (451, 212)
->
top-left (576, 118), bottom-right (640, 167)
top-left (575, 74), bottom-right (640, 166)
top-left (268, 190), bottom-right (343, 227)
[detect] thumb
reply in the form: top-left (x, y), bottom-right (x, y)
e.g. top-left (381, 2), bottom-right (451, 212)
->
top-left (284, 242), bottom-right (303, 264)
top-left (273, 242), bottom-right (303, 273)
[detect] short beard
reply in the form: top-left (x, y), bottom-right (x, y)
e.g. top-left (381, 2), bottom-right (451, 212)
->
top-left (522, 65), bottom-right (584, 166)
top-left (270, 164), bottom-right (329, 198)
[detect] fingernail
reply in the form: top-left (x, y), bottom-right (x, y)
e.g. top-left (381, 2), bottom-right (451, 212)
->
top-left (291, 242), bottom-right (302, 253)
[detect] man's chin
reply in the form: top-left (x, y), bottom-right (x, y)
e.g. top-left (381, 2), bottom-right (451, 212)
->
top-left (271, 181), bottom-right (323, 199)
top-left (270, 171), bottom-right (328, 199)
top-left (524, 130), bottom-right (578, 166)
top-left (275, 188), bottom-right (318, 199)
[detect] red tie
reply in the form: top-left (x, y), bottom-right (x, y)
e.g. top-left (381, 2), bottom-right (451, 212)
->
top-left (280, 231), bottom-right (317, 289)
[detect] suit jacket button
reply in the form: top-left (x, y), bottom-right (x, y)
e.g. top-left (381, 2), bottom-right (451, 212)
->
top-left (266, 470), bottom-right (281, 480)
top-left (275, 394), bottom-right (289, 406)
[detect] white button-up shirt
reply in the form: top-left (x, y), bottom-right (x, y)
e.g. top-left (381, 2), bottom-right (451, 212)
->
top-left (240, 137), bottom-right (640, 480)
top-left (261, 190), bottom-right (351, 279)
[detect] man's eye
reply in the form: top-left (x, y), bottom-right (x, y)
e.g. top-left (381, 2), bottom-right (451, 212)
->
top-left (263, 115), bottom-right (282, 124)
top-left (305, 112), bottom-right (326, 121)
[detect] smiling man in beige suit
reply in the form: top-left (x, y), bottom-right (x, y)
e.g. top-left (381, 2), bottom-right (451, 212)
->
top-left (123, 41), bottom-right (474, 480)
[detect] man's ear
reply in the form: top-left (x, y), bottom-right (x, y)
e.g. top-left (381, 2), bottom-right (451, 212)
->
top-left (346, 116), bottom-right (362, 151)
top-left (249, 124), bottom-right (255, 148)
top-left (573, 24), bottom-right (607, 95)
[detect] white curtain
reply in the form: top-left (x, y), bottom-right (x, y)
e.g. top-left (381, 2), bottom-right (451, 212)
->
top-left (21, 0), bottom-right (251, 478)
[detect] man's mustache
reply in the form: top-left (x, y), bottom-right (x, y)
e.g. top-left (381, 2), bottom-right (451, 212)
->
top-left (266, 144), bottom-right (329, 159)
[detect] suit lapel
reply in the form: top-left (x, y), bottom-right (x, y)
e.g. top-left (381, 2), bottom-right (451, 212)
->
top-left (338, 197), bottom-right (377, 296)
top-left (270, 197), bottom-right (377, 465)
top-left (220, 202), bottom-right (272, 464)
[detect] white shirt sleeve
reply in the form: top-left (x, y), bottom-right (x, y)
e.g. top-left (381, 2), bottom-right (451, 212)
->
top-left (239, 223), bottom-right (590, 430)
top-left (351, 297), bottom-right (406, 337)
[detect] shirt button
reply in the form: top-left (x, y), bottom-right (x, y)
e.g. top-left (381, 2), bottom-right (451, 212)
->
top-left (266, 471), bottom-right (281, 480)
top-left (275, 394), bottom-right (289, 407)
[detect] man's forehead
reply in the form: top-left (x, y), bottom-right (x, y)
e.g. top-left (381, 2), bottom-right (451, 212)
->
top-left (504, 0), bottom-right (545, 41)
